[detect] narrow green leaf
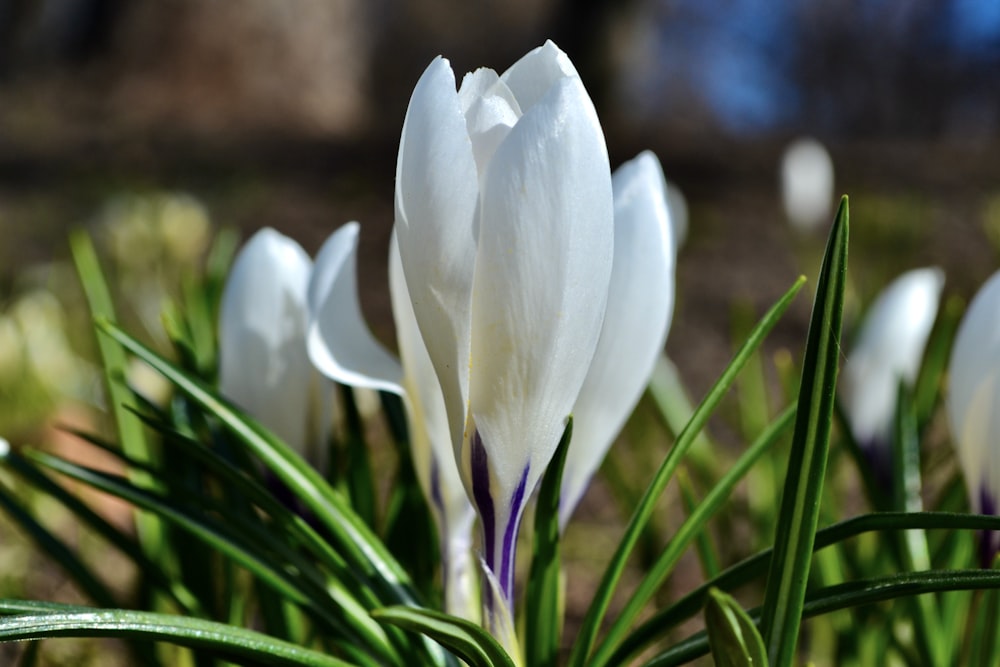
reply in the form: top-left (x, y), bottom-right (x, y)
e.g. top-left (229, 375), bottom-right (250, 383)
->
top-left (705, 588), bottom-right (768, 667)
top-left (611, 511), bottom-right (1000, 665)
top-left (372, 606), bottom-right (515, 667)
top-left (677, 468), bottom-right (720, 579)
top-left (0, 479), bottom-right (119, 609)
top-left (970, 560), bottom-right (1000, 667)
top-left (69, 230), bottom-right (164, 558)
top-left (96, 319), bottom-right (418, 605)
top-left (644, 569), bottom-right (1000, 667)
top-left (340, 385), bottom-right (377, 529)
top-left (759, 196), bottom-right (848, 667)
top-left (568, 276), bottom-right (806, 667)
top-left (2, 451), bottom-right (203, 616)
top-left (0, 604), bottom-right (354, 667)
top-left (525, 418), bottom-right (572, 667)
top-left (590, 405), bottom-right (795, 667)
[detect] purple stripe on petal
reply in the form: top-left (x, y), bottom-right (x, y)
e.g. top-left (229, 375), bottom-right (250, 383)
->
top-left (498, 465), bottom-right (530, 598)
top-left (471, 431), bottom-right (496, 570)
top-left (429, 456), bottom-right (445, 516)
top-left (979, 486), bottom-right (998, 568)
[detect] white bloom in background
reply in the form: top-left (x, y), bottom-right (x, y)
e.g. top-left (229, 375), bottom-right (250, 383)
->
top-left (392, 40), bottom-right (614, 616)
top-left (841, 268), bottom-right (945, 471)
top-left (307, 222), bottom-right (478, 620)
top-left (781, 137), bottom-right (834, 232)
top-left (560, 151), bottom-right (676, 528)
top-left (948, 269), bottom-right (1000, 564)
top-left (219, 228), bottom-right (330, 468)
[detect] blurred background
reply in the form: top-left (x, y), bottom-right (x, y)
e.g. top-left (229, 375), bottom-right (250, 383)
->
top-left (0, 0), bottom-right (999, 662)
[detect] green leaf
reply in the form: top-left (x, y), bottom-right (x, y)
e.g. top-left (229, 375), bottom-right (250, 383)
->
top-left (589, 404), bottom-right (795, 667)
top-left (644, 569), bottom-right (1000, 667)
top-left (372, 606), bottom-right (515, 667)
top-left (69, 230), bottom-right (164, 559)
top-left (95, 319), bottom-right (418, 605)
top-left (524, 418), bottom-right (572, 667)
top-left (0, 602), bottom-right (354, 667)
top-left (677, 468), bottom-right (720, 579)
top-left (759, 196), bottom-right (848, 667)
top-left (705, 588), bottom-right (768, 667)
top-left (567, 275), bottom-right (806, 667)
top-left (611, 511), bottom-right (1000, 665)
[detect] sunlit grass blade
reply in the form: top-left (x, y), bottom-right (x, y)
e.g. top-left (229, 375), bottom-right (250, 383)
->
top-left (646, 356), bottom-right (716, 474)
top-left (524, 418), bottom-right (571, 667)
top-left (759, 196), bottom-right (848, 667)
top-left (372, 607), bottom-right (516, 667)
top-left (590, 404), bottom-right (795, 667)
top-left (2, 450), bottom-right (203, 616)
top-left (610, 511), bottom-right (1000, 665)
top-left (567, 276), bottom-right (806, 667)
top-left (69, 230), bottom-right (164, 558)
top-left (0, 604), bottom-right (354, 667)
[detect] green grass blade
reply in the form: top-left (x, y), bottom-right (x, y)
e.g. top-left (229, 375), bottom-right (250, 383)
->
top-left (590, 404), bottom-right (795, 667)
top-left (643, 569), bottom-right (1000, 667)
top-left (340, 385), bottom-right (377, 528)
top-left (610, 511), bottom-right (1000, 665)
top-left (567, 276), bottom-right (806, 667)
top-left (677, 468), bottom-right (720, 579)
top-left (2, 451), bottom-right (203, 616)
top-left (96, 319), bottom-right (418, 604)
top-left (69, 230), bottom-right (164, 557)
top-left (524, 418), bottom-right (572, 667)
top-left (759, 196), bottom-right (848, 667)
top-left (0, 604), bottom-right (354, 667)
top-left (0, 479), bottom-right (119, 609)
top-left (372, 607), bottom-right (515, 667)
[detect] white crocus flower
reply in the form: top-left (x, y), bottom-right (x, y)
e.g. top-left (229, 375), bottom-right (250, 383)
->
top-left (219, 228), bottom-right (330, 469)
top-left (781, 137), bottom-right (834, 232)
top-left (948, 269), bottom-right (1000, 565)
top-left (393, 40), bottom-right (614, 618)
top-left (841, 268), bottom-right (944, 484)
top-left (307, 222), bottom-right (478, 620)
top-left (560, 151), bottom-right (676, 529)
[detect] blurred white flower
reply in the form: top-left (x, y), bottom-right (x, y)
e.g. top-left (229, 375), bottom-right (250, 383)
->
top-left (841, 268), bottom-right (944, 464)
top-left (392, 40), bottom-right (614, 616)
top-left (665, 178), bottom-right (688, 250)
top-left (560, 151), bottom-right (676, 528)
top-left (947, 269), bottom-right (1000, 564)
top-left (219, 228), bottom-right (330, 469)
top-left (781, 137), bottom-right (834, 232)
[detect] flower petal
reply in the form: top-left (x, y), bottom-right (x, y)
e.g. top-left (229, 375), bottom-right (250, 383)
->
top-left (394, 56), bottom-right (480, 454)
top-left (842, 267), bottom-right (944, 449)
top-left (219, 228), bottom-right (313, 453)
top-left (949, 269), bottom-right (1000, 510)
top-left (469, 74), bottom-right (614, 503)
top-left (560, 151), bottom-right (676, 526)
top-left (499, 40), bottom-right (579, 111)
top-left (458, 69), bottom-right (520, 178)
top-left (307, 222), bottom-right (403, 395)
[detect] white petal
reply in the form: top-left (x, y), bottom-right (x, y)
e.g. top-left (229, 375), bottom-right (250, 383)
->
top-left (841, 268), bottom-right (944, 448)
top-left (394, 56), bottom-right (480, 454)
top-left (219, 228), bottom-right (313, 453)
top-left (560, 151), bottom-right (676, 526)
top-left (499, 40), bottom-right (579, 111)
top-left (949, 269), bottom-right (1000, 508)
top-left (389, 232), bottom-right (475, 542)
top-left (307, 222), bottom-right (403, 394)
top-left (469, 74), bottom-right (614, 502)
top-left (459, 69), bottom-right (520, 178)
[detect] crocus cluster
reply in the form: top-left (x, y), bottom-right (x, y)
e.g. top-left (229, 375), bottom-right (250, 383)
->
top-left (218, 41), bottom-right (676, 637)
